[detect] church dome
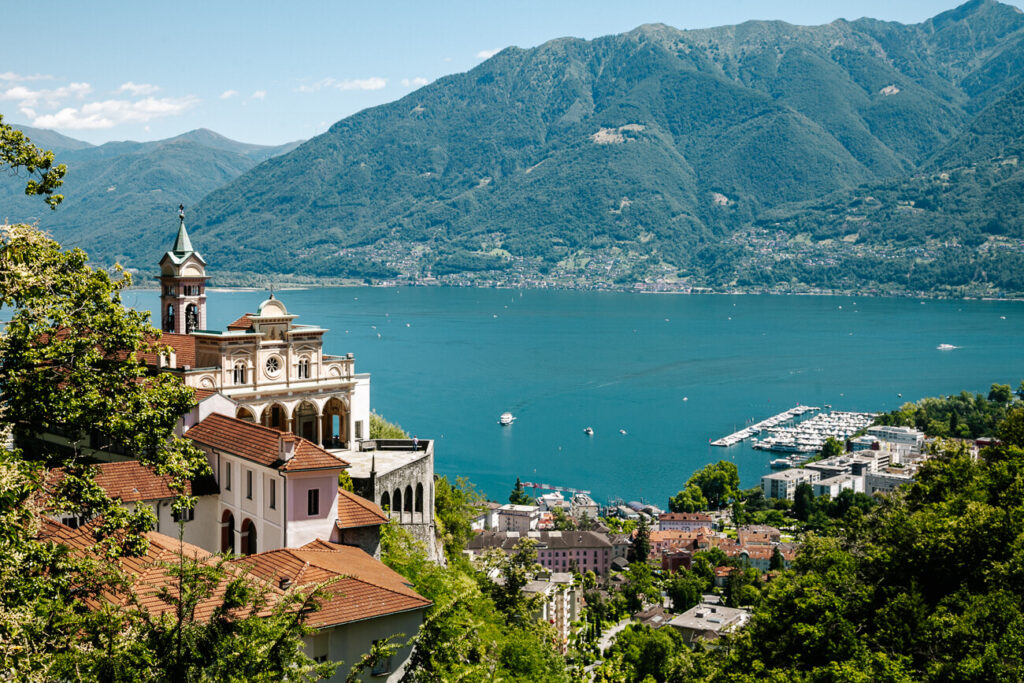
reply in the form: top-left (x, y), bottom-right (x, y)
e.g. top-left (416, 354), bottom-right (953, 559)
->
top-left (257, 295), bottom-right (288, 317)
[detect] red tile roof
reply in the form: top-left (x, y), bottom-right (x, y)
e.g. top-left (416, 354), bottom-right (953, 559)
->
top-left (45, 461), bottom-right (218, 504)
top-left (41, 523), bottom-right (279, 621)
top-left (137, 332), bottom-right (196, 369)
top-left (192, 388), bottom-right (218, 401)
top-left (234, 543), bottom-right (430, 627)
top-left (227, 314), bottom-right (255, 331)
top-left (336, 488), bottom-right (388, 529)
top-left (186, 413), bottom-right (349, 472)
top-left (659, 512), bottom-right (712, 522)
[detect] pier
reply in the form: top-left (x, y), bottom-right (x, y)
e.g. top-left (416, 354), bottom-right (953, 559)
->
top-left (710, 405), bottom-right (818, 447)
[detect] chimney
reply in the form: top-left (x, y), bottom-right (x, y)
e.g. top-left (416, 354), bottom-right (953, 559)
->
top-left (280, 433), bottom-right (297, 461)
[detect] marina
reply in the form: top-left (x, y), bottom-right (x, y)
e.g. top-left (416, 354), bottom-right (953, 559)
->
top-left (752, 410), bottom-right (877, 454)
top-left (710, 405), bottom-right (818, 447)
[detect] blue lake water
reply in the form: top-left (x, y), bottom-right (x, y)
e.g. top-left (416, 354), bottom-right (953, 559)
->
top-left (126, 287), bottom-right (1024, 507)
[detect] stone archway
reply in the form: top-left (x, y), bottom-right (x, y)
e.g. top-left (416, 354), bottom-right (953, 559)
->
top-left (380, 491), bottom-right (391, 512)
top-left (236, 406), bottom-right (256, 422)
top-left (292, 401), bottom-right (319, 443)
top-left (260, 402), bottom-right (289, 432)
top-left (322, 397), bottom-right (348, 449)
top-left (415, 483), bottom-right (424, 522)
top-left (404, 484), bottom-right (413, 520)
top-left (221, 510), bottom-right (235, 554)
top-left (392, 488), bottom-right (402, 520)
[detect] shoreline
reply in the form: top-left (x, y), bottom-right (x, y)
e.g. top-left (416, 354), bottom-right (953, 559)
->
top-left (125, 281), bottom-right (1024, 302)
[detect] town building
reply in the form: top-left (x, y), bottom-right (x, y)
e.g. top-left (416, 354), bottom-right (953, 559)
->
top-left (522, 572), bottom-right (581, 651)
top-left (867, 425), bottom-right (925, 450)
top-left (495, 504), bottom-right (541, 532)
top-left (760, 468), bottom-right (821, 499)
top-left (667, 603), bottom-right (750, 644)
top-left (466, 530), bottom-right (613, 575)
top-left (813, 473), bottom-right (865, 498)
top-left (658, 512), bottom-right (713, 532)
top-left (864, 469), bottom-right (914, 495)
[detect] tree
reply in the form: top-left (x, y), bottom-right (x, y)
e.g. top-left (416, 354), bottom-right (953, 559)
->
top-left (0, 128), bottom-right (331, 678)
top-left (668, 483), bottom-right (708, 513)
top-left (627, 515), bottom-right (651, 564)
top-left (509, 477), bottom-right (534, 505)
top-left (685, 461), bottom-right (740, 509)
top-left (433, 475), bottom-right (483, 560)
top-left (820, 436), bottom-right (844, 458)
top-left (0, 113), bottom-right (66, 209)
top-left (792, 482), bottom-right (815, 522)
top-left (665, 570), bottom-right (702, 612)
top-left (551, 505), bottom-right (576, 530)
top-left (989, 383), bottom-right (1013, 404)
top-left (620, 562), bottom-right (659, 614)
top-left (369, 411), bottom-right (408, 438)
top-left (770, 546), bottom-right (786, 571)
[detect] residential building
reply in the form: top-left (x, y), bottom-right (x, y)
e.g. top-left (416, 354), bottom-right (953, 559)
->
top-left (813, 473), bottom-right (865, 498)
top-left (761, 468), bottom-right (821, 499)
top-left (658, 512), bottom-right (713, 532)
top-left (570, 493), bottom-right (599, 520)
top-left (495, 504), bottom-right (541, 532)
top-left (667, 603), bottom-right (751, 645)
top-left (867, 425), bottom-right (925, 450)
top-left (864, 469), bottom-right (914, 495)
top-left (522, 572), bottom-right (580, 651)
top-left (466, 530), bottom-right (613, 575)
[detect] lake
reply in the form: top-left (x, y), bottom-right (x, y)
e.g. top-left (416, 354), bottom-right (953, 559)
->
top-left (125, 287), bottom-right (1024, 507)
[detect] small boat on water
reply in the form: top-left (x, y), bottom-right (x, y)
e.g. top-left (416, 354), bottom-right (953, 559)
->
top-left (584, 427), bottom-right (594, 436)
top-left (499, 412), bottom-right (515, 426)
top-left (619, 429), bottom-right (627, 435)
top-left (937, 343), bottom-right (957, 351)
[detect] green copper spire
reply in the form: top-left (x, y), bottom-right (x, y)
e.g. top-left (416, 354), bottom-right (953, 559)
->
top-left (173, 203), bottom-right (193, 254)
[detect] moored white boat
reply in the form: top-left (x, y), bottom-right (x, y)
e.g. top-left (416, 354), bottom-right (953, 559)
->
top-left (499, 412), bottom-right (515, 425)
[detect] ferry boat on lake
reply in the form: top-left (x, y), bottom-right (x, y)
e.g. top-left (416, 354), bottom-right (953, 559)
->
top-left (499, 412), bottom-right (515, 426)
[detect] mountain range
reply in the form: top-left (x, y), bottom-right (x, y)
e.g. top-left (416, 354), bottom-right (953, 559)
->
top-left (5, 0), bottom-right (1024, 294)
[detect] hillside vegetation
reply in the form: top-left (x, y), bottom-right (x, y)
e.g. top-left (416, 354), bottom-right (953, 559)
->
top-left (5, 1), bottom-right (1024, 294)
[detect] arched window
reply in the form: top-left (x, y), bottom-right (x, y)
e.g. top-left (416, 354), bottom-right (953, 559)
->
top-left (165, 304), bottom-right (175, 331)
top-left (221, 510), bottom-right (235, 554)
top-left (297, 358), bottom-right (310, 379)
top-left (233, 362), bottom-right (247, 385)
top-left (392, 489), bottom-right (402, 516)
top-left (380, 491), bottom-right (391, 511)
top-left (185, 303), bottom-right (199, 333)
top-left (240, 519), bottom-right (257, 556)
top-left (404, 485), bottom-right (413, 513)
top-left (415, 483), bottom-right (424, 514)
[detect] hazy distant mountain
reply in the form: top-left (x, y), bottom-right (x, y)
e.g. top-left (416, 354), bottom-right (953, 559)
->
top-left (0, 128), bottom-right (302, 266)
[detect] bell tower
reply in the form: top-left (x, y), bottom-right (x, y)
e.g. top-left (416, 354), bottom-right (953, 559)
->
top-left (157, 204), bottom-right (208, 334)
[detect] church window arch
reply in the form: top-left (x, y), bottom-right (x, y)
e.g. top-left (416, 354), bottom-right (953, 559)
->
top-left (297, 357), bottom-right (311, 379)
top-left (185, 303), bottom-right (198, 333)
top-left (233, 362), bottom-right (247, 385)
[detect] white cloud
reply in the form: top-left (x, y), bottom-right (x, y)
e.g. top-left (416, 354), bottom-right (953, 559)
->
top-left (295, 77), bottom-right (387, 93)
top-left (250, 90), bottom-right (266, 100)
top-left (220, 89), bottom-right (239, 99)
top-left (1, 82), bottom-right (92, 108)
top-left (0, 71), bottom-right (52, 82)
top-left (116, 81), bottom-right (159, 96)
top-left (32, 95), bottom-right (199, 130)
top-left (476, 48), bottom-right (501, 59)
top-left (401, 77), bottom-right (429, 88)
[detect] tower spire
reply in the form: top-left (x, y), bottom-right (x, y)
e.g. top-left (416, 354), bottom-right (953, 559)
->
top-left (173, 203), bottom-right (194, 254)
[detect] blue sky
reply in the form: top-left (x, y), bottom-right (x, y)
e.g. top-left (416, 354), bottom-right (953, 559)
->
top-left (3, 0), bottom-right (1022, 146)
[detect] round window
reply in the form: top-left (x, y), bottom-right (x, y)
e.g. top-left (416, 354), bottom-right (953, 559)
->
top-left (265, 356), bottom-right (281, 375)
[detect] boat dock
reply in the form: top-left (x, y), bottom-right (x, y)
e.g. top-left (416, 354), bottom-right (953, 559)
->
top-left (710, 405), bottom-right (818, 447)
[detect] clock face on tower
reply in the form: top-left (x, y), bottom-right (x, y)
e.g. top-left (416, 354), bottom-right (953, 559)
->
top-left (266, 356), bottom-right (281, 375)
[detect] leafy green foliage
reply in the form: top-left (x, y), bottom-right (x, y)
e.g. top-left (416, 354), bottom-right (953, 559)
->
top-left (433, 475), bottom-right (484, 560)
top-left (680, 460), bottom-right (740, 510)
top-left (876, 389), bottom-right (1013, 438)
top-left (627, 515), bottom-right (651, 564)
top-left (0, 114), bottom-right (65, 209)
top-left (368, 411), bottom-right (408, 439)
top-left (381, 520), bottom-right (569, 682)
top-left (508, 476), bottom-right (534, 505)
top-left (668, 483), bottom-right (708, 513)
top-left (705, 407), bottom-right (1024, 681)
